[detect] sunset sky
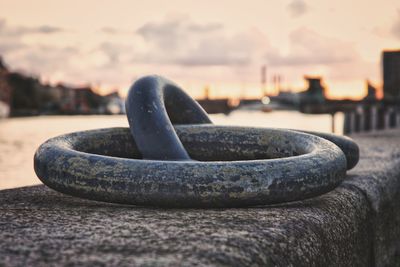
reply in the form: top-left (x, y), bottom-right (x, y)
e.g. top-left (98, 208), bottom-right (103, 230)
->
top-left (0, 0), bottom-right (399, 99)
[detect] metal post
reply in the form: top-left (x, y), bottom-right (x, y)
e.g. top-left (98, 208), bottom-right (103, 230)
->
top-left (389, 107), bottom-right (396, 128)
top-left (357, 106), bottom-right (364, 133)
top-left (377, 106), bottom-right (385, 130)
top-left (384, 108), bottom-right (390, 129)
top-left (343, 112), bottom-right (352, 135)
top-left (371, 105), bottom-right (377, 131)
top-left (350, 112), bottom-right (356, 134)
top-left (397, 109), bottom-right (400, 129)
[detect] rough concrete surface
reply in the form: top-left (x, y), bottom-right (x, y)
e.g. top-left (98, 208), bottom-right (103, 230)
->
top-left (1, 129), bottom-right (400, 266)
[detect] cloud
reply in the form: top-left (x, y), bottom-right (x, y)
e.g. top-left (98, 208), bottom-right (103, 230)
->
top-left (266, 27), bottom-right (360, 66)
top-left (287, 0), bottom-right (308, 18)
top-left (0, 18), bottom-right (67, 66)
top-left (0, 41), bottom-right (26, 54)
top-left (101, 27), bottom-right (118, 34)
top-left (136, 16), bottom-right (222, 50)
top-left (0, 18), bottom-right (63, 37)
top-left (264, 27), bottom-right (377, 83)
top-left (186, 23), bottom-right (223, 33)
top-left (11, 46), bottom-right (78, 69)
top-left (391, 9), bottom-right (400, 39)
top-left (0, 18), bottom-right (64, 57)
top-left (0, 19), bottom-right (5, 29)
top-left (0, 20), bottom-right (24, 53)
top-left (100, 27), bottom-right (128, 35)
top-left (0, 16), bottom-right (377, 94)
top-left (98, 42), bottom-right (121, 64)
top-left (10, 25), bottom-right (63, 36)
top-left (96, 42), bottom-right (136, 67)
top-left (135, 16), bottom-right (259, 66)
top-left (35, 25), bottom-right (62, 34)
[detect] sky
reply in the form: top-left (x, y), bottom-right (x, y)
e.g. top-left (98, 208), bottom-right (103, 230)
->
top-left (0, 0), bottom-right (399, 99)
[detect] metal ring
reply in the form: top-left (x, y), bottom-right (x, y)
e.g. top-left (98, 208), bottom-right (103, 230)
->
top-left (34, 126), bottom-right (347, 207)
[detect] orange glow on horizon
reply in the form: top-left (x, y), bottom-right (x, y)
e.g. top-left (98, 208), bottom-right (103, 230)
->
top-left (39, 71), bottom-right (385, 101)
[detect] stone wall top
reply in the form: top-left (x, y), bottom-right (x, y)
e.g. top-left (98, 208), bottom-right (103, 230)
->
top-left (1, 129), bottom-right (400, 266)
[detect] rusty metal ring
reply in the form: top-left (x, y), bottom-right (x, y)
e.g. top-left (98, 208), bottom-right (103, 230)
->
top-left (34, 126), bottom-right (347, 207)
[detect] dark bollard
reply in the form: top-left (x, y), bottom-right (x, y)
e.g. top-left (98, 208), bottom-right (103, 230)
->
top-left (354, 111), bottom-right (361, 133)
top-left (389, 107), bottom-right (397, 128)
top-left (371, 105), bottom-right (378, 131)
top-left (397, 110), bottom-right (400, 128)
top-left (343, 112), bottom-right (352, 135)
top-left (363, 106), bottom-right (372, 131)
top-left (377, 106), bottom-right (386, 130)
top-left (34, 75), bottom-right (360, 208)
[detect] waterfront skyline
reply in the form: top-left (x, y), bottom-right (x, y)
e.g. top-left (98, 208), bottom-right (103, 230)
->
top-left (0, 0), bottom-right (399, 99)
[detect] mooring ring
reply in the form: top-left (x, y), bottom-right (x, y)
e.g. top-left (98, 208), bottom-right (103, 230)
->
top-left (34, 125), bottom-right (347, 207)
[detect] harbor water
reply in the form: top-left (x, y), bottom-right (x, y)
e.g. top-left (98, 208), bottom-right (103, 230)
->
top-left (0, 110), bottom-right (343, 190)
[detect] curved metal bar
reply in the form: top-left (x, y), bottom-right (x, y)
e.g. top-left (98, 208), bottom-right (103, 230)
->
top-left (296, 130), bottom-right (359, 170)
top-left (125, 75), bottom-right (211, 160)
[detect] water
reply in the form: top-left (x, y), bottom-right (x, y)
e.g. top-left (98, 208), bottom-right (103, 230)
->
top-left (0, 110), bottom-right (343, 190)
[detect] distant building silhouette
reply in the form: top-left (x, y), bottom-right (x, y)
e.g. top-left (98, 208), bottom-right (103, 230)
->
top-left (0, 56), bottom-right (124, 116)
top-left (203, 86), bottom-right (210, 100)
top-left (0, 57), bottom-right (6, 71)
top-left (363, 80), bottom-right (377, 101)
top-left (74, 87), bottom-right (103, 114)
top-left (0, 57), bottom-right (11, 117)
top-left (299, 76), bottom-right (326, 104)
top-left (382, 50), bottom-right (400, 100)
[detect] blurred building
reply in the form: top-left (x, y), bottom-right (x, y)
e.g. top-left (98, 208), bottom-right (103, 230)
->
top-left (104, 92), bottom-right (125, 114)
top-left (299, 76), bottom-right (326, 104)
top-left (363, 80), bottom-right (378, 101)
top-left (74, 87), bottom-right (102, 114)
top-left (382, 50), bottom-right (400, 101)
top-left (53, 84), bottom-right (76, 113)
top-left (0, 56), bottom-right (123, 116)
top-left (267, 76), bottom-right (327, 111)
top-left (4, 69), bottom-right (66, 116)
top-left (0, 57), bottom-right (11, 117)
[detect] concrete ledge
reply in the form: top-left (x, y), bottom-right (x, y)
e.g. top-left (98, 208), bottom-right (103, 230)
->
top-left (1, 129), bottom-right (400, 266)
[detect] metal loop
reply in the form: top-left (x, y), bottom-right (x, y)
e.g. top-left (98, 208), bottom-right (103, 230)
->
top-left (34, 126), bottom-right (347, 207)
top-left (125, 75), bottom-right (211, 160)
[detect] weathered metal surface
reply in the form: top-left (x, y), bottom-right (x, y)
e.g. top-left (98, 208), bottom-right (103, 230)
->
top-left (34, 75), bottom-right (359, 207)
top-left (296, 130), bottom-right (359, 170)
top-left (125, 76), bottom-right (211, 160)
top-left (34, 126), bottom-right (348, 207)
